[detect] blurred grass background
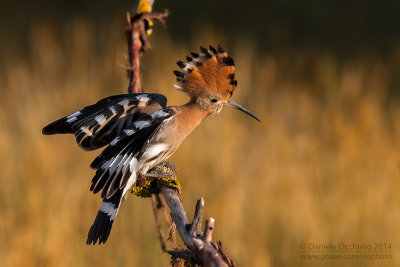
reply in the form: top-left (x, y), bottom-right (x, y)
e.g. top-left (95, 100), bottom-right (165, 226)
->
top-left (1, 0), bottom-right (400, 266)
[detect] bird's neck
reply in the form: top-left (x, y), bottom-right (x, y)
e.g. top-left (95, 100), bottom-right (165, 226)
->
top-left (174, 97), bottom-right (210, 138)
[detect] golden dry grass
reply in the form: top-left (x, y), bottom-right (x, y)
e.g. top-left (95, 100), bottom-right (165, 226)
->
top-left (1, 20), bottom-right (400, 267)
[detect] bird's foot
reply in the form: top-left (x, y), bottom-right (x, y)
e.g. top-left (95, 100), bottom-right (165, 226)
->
top-left (131, 161), bottom-right (181, 197)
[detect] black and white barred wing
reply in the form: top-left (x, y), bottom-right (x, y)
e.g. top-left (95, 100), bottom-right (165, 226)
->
top-left (89, 108), bottom-right (176, 199)
top-left (86, 108), bottom-right (176, 245)
top-left (42, 93), bottom-right (167, 150)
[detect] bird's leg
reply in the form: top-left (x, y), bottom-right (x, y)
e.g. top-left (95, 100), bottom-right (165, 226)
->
top-left (136, 173), bottom-right (148, 187)
top-left (159, 161), bottom-right (177, 173)
top-left (146, 161), bottom-right (177, 179)
top-left (131, 161), bottom-right (181, 197)
top-left (146, 161), bottom-right (180, 193)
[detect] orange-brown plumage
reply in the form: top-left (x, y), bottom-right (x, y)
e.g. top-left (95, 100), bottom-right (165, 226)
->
top-left (174, 45), bottom-right (237, 102)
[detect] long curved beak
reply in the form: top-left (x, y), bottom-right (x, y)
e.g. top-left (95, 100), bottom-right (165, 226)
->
top-left (223, 100), bottom-right (261, 122)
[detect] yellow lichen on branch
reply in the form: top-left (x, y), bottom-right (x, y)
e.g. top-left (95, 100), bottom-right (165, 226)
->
top-left (131, 165), bottom-right (181, 198)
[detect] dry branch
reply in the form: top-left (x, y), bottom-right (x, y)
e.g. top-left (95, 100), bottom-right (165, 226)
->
top-left (124, 5), bottom-right (234, 267)
top-left (160, 187), bottom-right (234, 267)
top-left (125, 9), bottom-right (168, 93)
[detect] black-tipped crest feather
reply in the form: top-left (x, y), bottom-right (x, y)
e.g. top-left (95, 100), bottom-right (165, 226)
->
top-left (177, 61), bottom-right (186, 68)
top-left (209, 45), bottom-right (217, 54)
top-left (173, 70), bottom-right (184, 77)
top-left (222, 56), bottom-right (235, 66)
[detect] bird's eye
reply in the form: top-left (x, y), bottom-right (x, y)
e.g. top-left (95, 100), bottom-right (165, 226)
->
top-left (211, 98), bottom-right (218, 103)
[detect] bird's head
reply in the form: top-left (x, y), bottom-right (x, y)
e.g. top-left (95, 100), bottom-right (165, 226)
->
top-left (173, 45), bottom-right (260, 122)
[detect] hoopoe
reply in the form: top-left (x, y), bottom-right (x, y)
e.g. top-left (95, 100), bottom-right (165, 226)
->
top-left (42, 45), bottom-right (260, 245)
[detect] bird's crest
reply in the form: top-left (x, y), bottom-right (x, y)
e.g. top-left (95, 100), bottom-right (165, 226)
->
top-left (173, 45), bottom-right (237, 102)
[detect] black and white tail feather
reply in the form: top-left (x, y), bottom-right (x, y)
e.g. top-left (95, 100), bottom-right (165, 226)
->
top-left (87, 189), bottom-right (123, 245)
top-left (42, 93), bottom-right (176, 245)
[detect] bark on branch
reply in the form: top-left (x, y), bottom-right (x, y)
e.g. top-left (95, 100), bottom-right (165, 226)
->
top-left (125, 9), bottom-right (169, 94)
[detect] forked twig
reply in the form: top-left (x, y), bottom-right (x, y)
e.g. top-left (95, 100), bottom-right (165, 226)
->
top-left (160, 187), bottom-right (233, 266)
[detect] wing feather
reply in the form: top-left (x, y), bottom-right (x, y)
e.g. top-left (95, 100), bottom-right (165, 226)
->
top-left (90, 108), bottom-right (176, 199)
top-left (42, 93), bottom-right (167, 150)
